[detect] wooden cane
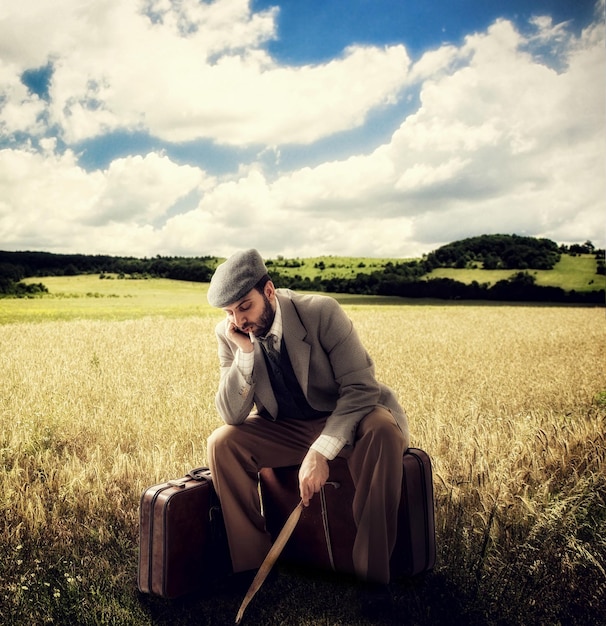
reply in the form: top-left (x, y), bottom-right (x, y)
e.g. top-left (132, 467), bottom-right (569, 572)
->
top-left (235, 500), bottom-right (304, 624)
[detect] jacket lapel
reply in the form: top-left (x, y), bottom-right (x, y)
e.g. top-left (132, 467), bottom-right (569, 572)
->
top-left (278, 292), bottom-right (311, 394)
top-left (254, 291), bottom-right (312, 417)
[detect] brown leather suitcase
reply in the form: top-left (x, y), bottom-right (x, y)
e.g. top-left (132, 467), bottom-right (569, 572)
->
top-left (259, 448), bottom-right (435, 578)
top-left (138, 467), bottom-right (230, 598)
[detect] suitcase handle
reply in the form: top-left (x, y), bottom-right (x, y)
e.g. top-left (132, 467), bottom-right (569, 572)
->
top-left (188, 467), bottom-right (212, 482)
top-left (166, 467), bottom-right (211, 488)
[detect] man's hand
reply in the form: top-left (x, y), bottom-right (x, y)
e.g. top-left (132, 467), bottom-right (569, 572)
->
top-left (226, 322), bottom-right (254, 353)
top-left (298, 449), bottom-right (329, 507)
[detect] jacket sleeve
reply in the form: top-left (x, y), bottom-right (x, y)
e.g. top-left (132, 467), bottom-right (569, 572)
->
top-left (310, 297), bottom-right (383, 447)
top-left (213, 320), bottom-right (256, 424)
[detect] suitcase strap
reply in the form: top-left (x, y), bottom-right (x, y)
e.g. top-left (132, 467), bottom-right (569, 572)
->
top-left (320, 481), bottom-right (340, 571)
top-left (167, 467), bottom-right (211, 488)
top-left (188, 467), bottom-right (212, 481)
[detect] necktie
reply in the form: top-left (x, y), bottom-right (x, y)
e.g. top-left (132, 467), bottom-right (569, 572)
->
top-left (260, 334), bottom-right (281, 367)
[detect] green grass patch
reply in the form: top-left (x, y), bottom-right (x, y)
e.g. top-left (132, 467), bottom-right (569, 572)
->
top-left (2, 276), bottom-right (212, 324)
top-left (3, 275), bottom-right (406, 324)
top-left (427, 254), bottom-right (603, 292)
top-left (4, 252), bottom-right (602, 324)
top-left (266, 256), bottom-right (409, 280)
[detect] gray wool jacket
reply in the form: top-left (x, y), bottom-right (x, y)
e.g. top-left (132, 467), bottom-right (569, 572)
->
top-left (213, 289), bottom-right (409, 450)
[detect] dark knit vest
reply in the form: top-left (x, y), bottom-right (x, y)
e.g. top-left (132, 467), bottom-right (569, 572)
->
top-left (261, 341), bottom-right (330, 421)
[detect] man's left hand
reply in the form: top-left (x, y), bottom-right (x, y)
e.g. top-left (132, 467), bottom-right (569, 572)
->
top-left (298, 449), bottom-right (329, 507)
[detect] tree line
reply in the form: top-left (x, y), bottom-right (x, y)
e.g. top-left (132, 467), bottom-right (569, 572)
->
top-left (1, 235), bottom-right (604, 303)
top-left (269, 266), bottom-right (604, 304)
top-left (0, 252), bottom-right (218, 287)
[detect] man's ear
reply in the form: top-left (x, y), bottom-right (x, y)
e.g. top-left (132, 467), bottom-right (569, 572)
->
top-left (264, 280), bottom-right (276, 301)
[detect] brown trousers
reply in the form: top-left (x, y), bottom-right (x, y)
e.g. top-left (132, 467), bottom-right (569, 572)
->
top-left (207, 406), bottom-right (407, 584)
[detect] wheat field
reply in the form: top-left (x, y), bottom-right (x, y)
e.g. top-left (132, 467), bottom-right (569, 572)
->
top-left (1, 295), bottom-right (605, 625)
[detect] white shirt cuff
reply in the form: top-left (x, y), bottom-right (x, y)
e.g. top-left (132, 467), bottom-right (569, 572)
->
top-left (310, 434), bottom-right (346, 460)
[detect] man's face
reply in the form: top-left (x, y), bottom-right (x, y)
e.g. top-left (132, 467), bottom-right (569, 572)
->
top-left (222, 282), bottom-right (276, 338)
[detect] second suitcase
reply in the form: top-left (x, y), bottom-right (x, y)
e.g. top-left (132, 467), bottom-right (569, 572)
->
top-left (138, 467), bottom-right (230, 599)
top-left (258, 447), bottom-right (435, 578)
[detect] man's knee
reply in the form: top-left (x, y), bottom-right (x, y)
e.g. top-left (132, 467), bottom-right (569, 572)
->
top-left (359, 407), bottom-right (406, 453)
top-left (208, 424), bottom-right (259, 475)
top-left (207, 424), bottom-right (237, 460)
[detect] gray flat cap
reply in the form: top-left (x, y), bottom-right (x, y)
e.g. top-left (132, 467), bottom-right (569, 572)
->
top-left (207, 249), bottom-right (268, 308)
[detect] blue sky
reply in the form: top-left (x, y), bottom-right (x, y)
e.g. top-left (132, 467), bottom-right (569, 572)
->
top-left (254, 0), bottom-right (598, 61)
top-left (0, 0), bottom-right (603, 258)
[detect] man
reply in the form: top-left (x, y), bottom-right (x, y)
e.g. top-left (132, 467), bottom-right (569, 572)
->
top-left (206, 249), bottom-right (409, 595)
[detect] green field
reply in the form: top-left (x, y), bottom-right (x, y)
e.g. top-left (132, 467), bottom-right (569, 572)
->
top-left (427, 254), bottom-right (603, 292)
top-left (3, 276), bottom-right (210, 324)
top-left (252, 253), bottom-right (604, 293)
top-left (8, 252), bottom-right (601, 325)
top-left (1, 277), bottom-right (605, 625)
top-left (266, 256), bottom-right (408, 280)
top-left (4, 275), bottom-right (408, 324)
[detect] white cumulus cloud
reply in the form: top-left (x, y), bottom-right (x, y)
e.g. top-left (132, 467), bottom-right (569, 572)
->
top-left (0, 1), bottom-right (603, 258)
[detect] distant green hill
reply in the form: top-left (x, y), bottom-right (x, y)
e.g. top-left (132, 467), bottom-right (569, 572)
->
top-left (264, 253), bottom-right (603, 294)
top-left (1, 235), bottom-right (604, 303)
top-left (425, 233), bottom-right (563, 270)
top-left (265, 256), bottom-right (408, 280)
top-left (428, 254), bottom-right (603, 294)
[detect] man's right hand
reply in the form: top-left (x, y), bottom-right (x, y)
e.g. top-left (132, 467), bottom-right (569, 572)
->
top-left (226, 322), bottom-right (254, 353)
top-left (298, 449), bottom-right (330, 507)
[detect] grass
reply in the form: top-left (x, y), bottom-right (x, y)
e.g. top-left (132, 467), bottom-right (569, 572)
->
top-left (427, 254), bottom-right (603, 293)
top-left (261, 253), bottom-right (604, 294)
top-left (4, 276), bottom-right (418, 325)
top-left (265, 256), bottom-right (408, 281)
top-left (1, 279), bottom-right (605, 625)
top-left (8, 252), bottom-right (601, 326)
top-left (2, 276), bottom-right (210, 324)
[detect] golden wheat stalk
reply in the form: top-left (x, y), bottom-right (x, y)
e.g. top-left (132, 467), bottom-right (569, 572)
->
top-left (235, 500), bottom-right (304, 624)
